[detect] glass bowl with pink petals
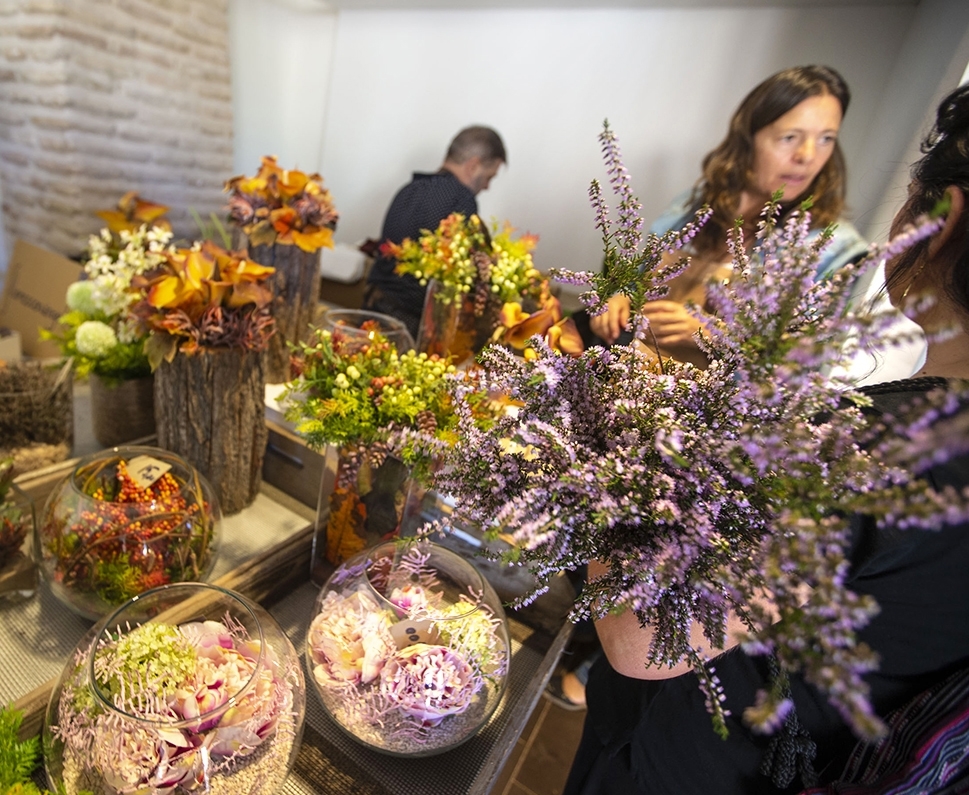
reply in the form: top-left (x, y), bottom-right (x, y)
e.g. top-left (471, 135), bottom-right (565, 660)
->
top-left (43, 582), bottom-right (306, 795)
top-left (306, 540), bottom-right (511, 756)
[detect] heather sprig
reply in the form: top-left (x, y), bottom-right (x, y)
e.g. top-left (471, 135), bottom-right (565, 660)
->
top-left (554, 121), bottom-right (712, 322)
top-left (427, 121), bottom-right (969, 742)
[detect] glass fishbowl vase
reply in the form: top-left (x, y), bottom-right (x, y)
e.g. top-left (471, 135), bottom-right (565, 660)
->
top-left (306, 540), bottom-right (510, 756)
top-left (416, 280), bottom-right (499, 366)
top-left (44, 582), bottom-right (306, 795)
top-left (35, 446), bottom-right (222, 620)
top-left (318, 307), bottom-right (415, 354)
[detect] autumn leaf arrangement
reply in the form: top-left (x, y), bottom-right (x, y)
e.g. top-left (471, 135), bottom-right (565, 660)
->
top-left (386, 212), bottom-right (582, 355)
top-left (130, 241), bottom-right (277, 370)
top-left (225, 155), bottom-right (339, 253)
top-left (43, 193), bottom-right (173, 383)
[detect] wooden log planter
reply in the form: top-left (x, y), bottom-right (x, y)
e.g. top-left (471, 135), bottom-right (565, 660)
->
top-left (154, 349), bottom-right (267, 514)
top-left (89, 373), bottom-right (156, 448)
top-left (248, 242), bottom-right (320, 384)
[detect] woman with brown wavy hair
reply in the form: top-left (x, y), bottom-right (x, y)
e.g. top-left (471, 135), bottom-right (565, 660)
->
top-left (590, 65), bottom-right (867, 366)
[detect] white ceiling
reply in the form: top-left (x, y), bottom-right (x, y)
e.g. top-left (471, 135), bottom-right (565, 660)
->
top-left (303, 0), bottom-right (918, 10)
top-left (300, 0), bottom-right (919, 11)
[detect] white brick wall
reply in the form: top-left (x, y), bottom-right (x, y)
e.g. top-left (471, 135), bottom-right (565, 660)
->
top-left (0, 0), bottom-right (233, 259)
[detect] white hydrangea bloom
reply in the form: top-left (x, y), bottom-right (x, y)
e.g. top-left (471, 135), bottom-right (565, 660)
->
top-left (66, 280), bottom-right (98, 315)
top-left (75, 320), bottom-right (118, 357)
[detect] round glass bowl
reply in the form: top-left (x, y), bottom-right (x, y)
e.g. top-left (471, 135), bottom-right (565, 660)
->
top-left (306, 540), bottom-right (510, 756)
top-left (35, 445), bottom-right (222, 620)
top-left (44, 583), bottom-right (306, 795)
top-left (319, 308), bottom-right (415, 354)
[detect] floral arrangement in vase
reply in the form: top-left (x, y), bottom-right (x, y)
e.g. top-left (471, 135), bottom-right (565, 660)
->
top-left (285, 322), bottom-right (458, 566)
top-left (225, 155), bottom-right (339, 253)
top-left (386, 213), bottom-right (541, 309)
top-left (387, 213), bottom-right (582, 358)
top-left (43, 195), bottom-right (173, 382)
top-left (36, 447), bottom-right (221, 620)
top-left (131, 240), bottom-right (276, 368)
top-left (307, 542), bottom-right (509, 755)
top-left (45, 584), bottom-right (304, 795)
top-left (409, 122), bottom-right (969, 744)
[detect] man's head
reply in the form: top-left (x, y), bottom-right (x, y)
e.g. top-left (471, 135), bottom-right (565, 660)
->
top-left (443, 126), bottom-right (506, 194)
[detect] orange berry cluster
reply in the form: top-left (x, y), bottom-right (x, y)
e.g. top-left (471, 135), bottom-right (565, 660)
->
top-left (61, 460), bottom-right (204, 594)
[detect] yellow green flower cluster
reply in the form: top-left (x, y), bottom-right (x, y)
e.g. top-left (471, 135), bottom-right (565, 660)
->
top-left (286, 323), bottom-right (457, 452)
top-left (385, 213), bottom-right (542, 305)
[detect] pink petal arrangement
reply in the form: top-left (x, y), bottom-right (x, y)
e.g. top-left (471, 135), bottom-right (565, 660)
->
top-left (306, 543), bottom-right (509, 755)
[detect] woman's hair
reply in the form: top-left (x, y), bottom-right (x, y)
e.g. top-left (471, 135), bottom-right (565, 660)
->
top-left (885, 84), bottom-right (969, 316)
top-left (689, 65), bottom-right (851, 256)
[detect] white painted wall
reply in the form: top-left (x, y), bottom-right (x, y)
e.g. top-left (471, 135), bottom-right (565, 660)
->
top-left (228, 1), bottom-right (969, 307)
top-left (228, 0), bottom-right (338, 176)
top-left (318, 6), bottom-right (915, 283)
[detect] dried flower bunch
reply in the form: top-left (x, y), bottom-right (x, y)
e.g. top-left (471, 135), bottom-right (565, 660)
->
top-left (386, 213), bottom-right (543, 312)
top-left (307, 544), bottom-right (508, 754)
top-left (51, 615), bottom-right (298, 795)
top-left (44, 194), bottom-right (174, 382)
top-left (0, 458), bottom-right (31, 569)
top-left (131, 240), bottom-right (276, 369)
top-left (38, 453), bottom-right (218, 612)
top-left (416, 122), bottom-right (969, 742)
top-left (225, 155), bottom-right (339, 253)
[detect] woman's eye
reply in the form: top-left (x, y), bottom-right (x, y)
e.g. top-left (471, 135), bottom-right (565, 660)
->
top-left (820, 134), bottom-right (838, 146)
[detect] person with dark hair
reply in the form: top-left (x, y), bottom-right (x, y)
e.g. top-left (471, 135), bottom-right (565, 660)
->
top-left (590, 66), bottom-right (867, 366)
top-left (362, 125), bottom-right (506, 339)
top-left (565, 84), bottom-right (969, 795)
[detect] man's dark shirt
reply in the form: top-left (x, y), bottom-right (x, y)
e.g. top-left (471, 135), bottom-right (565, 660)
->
top-left (364, 170), bottom-right (477, 338)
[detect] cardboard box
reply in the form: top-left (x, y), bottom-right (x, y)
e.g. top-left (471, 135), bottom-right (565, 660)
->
top-left (0, 240), bottom-right (81, 358)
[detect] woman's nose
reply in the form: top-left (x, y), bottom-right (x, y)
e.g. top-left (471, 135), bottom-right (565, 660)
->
top-left (794, 140), bottom-right (816, 163)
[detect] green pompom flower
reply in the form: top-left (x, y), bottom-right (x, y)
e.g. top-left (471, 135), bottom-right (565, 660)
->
top-left (65, 281), bottom-right (98, 316)
top-left (74, 320), bottom-right (118, 357)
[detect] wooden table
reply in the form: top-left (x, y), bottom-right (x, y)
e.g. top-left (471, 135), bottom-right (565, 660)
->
top-left (4, 400), bottom-right (575, 795)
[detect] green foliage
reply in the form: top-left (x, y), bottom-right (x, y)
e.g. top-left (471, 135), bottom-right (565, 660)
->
top-left (286, 324), bottom-right (457, 451)
top-left (0, 709), bottom-right (38, 793)
top-left (0, 707), bottom-right (89, 795)
top-left (91, 558), bottom-right (145, 605)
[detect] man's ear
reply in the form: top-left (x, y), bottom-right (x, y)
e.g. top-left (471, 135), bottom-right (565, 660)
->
top-left (928, 185), bottom-right (966, 257)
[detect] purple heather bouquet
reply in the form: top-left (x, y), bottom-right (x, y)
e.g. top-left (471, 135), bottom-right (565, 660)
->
top-left (405, 122), bottom-right (969, 742)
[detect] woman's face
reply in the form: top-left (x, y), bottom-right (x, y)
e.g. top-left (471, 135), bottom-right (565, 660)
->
top-left (749, 92), bottom-right (843, 202)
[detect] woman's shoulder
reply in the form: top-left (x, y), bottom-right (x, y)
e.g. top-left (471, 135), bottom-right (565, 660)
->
top-left (648, 188), bottom-right (696, 236)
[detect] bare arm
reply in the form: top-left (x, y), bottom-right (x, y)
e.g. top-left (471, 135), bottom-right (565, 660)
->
top-left (589, 560), bottom-right (776, 680)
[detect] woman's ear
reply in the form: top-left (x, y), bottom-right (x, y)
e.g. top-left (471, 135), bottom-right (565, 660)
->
top-left (927, 185), bottom-right (966, 257)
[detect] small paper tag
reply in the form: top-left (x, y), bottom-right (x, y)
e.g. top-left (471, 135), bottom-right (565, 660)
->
top-left (126, 455), bottom-right (172, 489)
top-left (389, 619), bottom-right (441, 650)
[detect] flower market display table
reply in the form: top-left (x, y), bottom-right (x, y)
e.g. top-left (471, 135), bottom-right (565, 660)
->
top-left (5, 443), bottom-right (575, 795)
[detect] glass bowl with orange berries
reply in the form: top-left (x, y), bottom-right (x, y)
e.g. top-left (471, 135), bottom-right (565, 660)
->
top-left (35, 446), bottom-right (222, 620)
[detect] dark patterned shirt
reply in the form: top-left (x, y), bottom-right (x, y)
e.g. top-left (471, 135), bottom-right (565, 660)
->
top-left (364, 170), bottom-right (477, 337)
